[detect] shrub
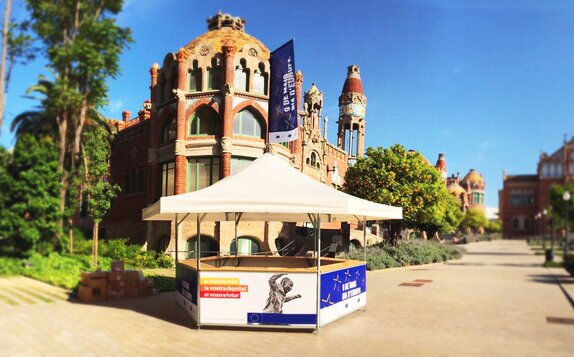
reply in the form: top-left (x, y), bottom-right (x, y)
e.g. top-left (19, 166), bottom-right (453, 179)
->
top-left (0, 257), bottom-right (24, 275)
top-left (341, 239), bottom-right (463, 271)
top-left (23, 253), bottom-right (112, 290)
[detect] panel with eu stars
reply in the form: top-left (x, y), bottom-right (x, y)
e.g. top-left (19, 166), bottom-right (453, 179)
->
top-left (320, 265), bottom-right (366, 309)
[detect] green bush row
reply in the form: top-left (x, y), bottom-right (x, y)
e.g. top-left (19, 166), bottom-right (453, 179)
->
top-left (0, 257), bottom-right (25, 275)
top-left (69, 235), bottom-right (173, 269)
top-left (341, 240), bottom-right (463, 270)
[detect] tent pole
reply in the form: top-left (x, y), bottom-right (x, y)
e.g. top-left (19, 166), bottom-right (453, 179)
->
top-left (175, 214), bottom-right (179, 263)
top-left (235, 212), bottom-right (239, 267)
top-left (363, 217), bottom-right (367, 263)
top-left (316, 213), bottom-right (322, 332)
top-left (196, 213), bottom-right (201, 329)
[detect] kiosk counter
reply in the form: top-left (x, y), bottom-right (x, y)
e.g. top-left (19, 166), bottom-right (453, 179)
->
top-left (175, 256), bottom-right (367, 329)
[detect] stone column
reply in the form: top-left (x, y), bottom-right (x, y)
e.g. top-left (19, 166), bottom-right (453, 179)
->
top-left (221, 40), bottom-right (237, 178)
top-left (175, 48), bottom-right (190, 194)
top-left (292, 70), bottom-right (304, 162)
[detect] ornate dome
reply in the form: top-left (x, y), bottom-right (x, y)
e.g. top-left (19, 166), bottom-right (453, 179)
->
top-left (461, 169), bottom-right (485, 189)
top-left (184, 12), bottom-right (270, 59)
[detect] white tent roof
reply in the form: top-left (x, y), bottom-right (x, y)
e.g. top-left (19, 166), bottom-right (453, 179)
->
top-left (142, 153), bottom-right (402, 223)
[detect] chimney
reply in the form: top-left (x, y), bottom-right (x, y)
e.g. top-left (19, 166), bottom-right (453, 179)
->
top-left (122, 110), bottom-right (131, 123)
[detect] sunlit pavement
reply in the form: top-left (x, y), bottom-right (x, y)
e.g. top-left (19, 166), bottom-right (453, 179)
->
top-left (1, 240), bottom-right (573, 356)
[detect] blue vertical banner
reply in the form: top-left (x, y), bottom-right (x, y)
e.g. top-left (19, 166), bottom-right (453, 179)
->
top-left (269, 40), bottom-right (298, 143)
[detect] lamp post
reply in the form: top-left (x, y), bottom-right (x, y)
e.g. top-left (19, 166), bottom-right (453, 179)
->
top-left (535, 212), bottom-right (542, 244)
top-left (542, 209), bottom-right (547, 250)
top-left (563, 190), bottom-right (571, 257)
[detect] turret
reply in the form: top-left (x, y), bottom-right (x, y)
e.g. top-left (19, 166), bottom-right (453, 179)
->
top-left (337, 65), bottom-right (367, 161)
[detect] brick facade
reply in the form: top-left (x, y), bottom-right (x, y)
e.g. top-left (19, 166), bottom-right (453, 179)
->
top-left (99, 12), bottom-right (369, 258)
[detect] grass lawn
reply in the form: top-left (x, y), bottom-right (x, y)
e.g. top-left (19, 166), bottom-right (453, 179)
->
top-left (142, 268), bottom-right (176, 292)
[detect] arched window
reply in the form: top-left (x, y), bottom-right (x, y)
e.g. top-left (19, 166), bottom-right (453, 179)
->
top-left (207, 57), bottom-right (222, 90)
top-left (233, 109), bottom-right (263, 138)
top-left (513, 218), bottom-right (519, 231)
top-left (188, 60), bottom-right (202, 92)
top-left (235, 58), bottom-right (249, 92)
top-left (161, 116), bottom-right (177, 143)
top-left (253, 62), bottom-right (268, 95)
top-left (186, 236), bottom-right (219, 258)
top-left (310, 152), bottom-right (317, 167)
top-left (230, 237), bottom-right (261, 256)
top-left (124, 172), bottom-right (130, 193)
top-left (155, 235), bottom-right (170, 254)
top-left (136, 169), bottom-right (145, 192)
top-left (189, 107), bottom-right (219, 136)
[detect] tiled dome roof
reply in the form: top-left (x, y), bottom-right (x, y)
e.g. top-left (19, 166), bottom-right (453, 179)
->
top-left (184, 13), bottom-right (269, 59)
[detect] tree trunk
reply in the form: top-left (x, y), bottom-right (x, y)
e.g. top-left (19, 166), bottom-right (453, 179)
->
top-left (92, 221), bottom-right (99, 268)
top-left (56, 115), bottom-right (68, 238)
top-left (68, 218), bottom-right (74, 255)
top-left (0, 0), bottom-right (11, 133)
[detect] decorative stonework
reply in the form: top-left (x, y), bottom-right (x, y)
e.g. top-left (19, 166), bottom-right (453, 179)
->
top-left (148, 149), bottom-right (159, 163)
top-left (221, 136), bottom-right (233, 153)
top-left (224, 83), bottom-right (234, 95)
top-left (296, 70), bottom-right (304, 84)
top-left (175, 140), bottom-right (186, 155)
top-left (175, 48), bottom-right (191, 63)
top-left (248, 48), bottom-right (258, 57)
top-left (264, 143), bottom-right (276, 155)
top-left (150, 64), bottom-right (159, 78)
top-left (172, 89), bottom-right (186, 101)
top-left (222, 40), bottom-right (237, 55)
top-left (199, 46), bottom-right (210, 56)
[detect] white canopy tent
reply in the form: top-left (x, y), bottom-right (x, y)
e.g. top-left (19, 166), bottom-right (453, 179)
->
top-left (142, 152), bottom-right (402, 330)
top-left (143, 153), bottom-right (402, 224)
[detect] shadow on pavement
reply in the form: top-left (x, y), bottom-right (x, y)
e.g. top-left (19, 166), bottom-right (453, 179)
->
top-left (465, 252), bottom-right (533, 256)
top-left (529, 274), bottom-right (573, 285)
top-left (71, 292), bottom-right (198, 329)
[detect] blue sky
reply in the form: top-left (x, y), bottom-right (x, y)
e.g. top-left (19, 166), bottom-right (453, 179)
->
top-left (4, 0), bottom-right (574, 209)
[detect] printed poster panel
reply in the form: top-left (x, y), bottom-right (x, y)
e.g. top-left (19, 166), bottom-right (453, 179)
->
top-left (268, 40), bottom-right (298, 143)
top-left (199, 271), bottom-right (317, 327)
top-left (176, 264), bottom-right (199, 322)
top-left (320, 264), bottom-right (367, 326)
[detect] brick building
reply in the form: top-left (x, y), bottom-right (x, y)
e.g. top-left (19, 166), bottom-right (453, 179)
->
top-left (96, 12), bottom-right (368, 258)
top-left (499, 137), bottom-right (574, 238)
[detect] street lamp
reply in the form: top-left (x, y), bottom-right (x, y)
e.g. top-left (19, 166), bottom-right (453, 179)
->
top-left (563, 190), bottom-right (571, 256)
top-left (542, 209), bottom-right (547, 250)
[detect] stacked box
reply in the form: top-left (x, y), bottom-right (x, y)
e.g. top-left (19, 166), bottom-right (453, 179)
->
top-left (78, 261), bottom-right (156, 302)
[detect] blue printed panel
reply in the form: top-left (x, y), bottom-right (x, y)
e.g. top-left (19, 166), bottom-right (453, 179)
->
top-left (247, 313), bottom-right (316, 325)
top-left (176, 263), bottom-right (198, 305)
top-left (320, 264), bottom-right (366, 309)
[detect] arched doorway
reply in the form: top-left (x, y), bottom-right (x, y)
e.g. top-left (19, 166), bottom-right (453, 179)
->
top-left (186, 235), bottom-right (219, 259)
top-left (229, 236), bottom-right (261, 256)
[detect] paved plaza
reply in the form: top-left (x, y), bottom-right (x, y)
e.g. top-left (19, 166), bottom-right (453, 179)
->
top-left (0, 240), bottom-right (573, 356)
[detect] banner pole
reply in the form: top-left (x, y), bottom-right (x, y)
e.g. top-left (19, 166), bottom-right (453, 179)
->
top-left (196, 213), bottom-right (201, 329)
top-left (316, 213), bottom-right (322, 331)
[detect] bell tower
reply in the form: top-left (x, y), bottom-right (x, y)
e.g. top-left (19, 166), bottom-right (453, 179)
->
top-left (337, 65), bottom-right (367, 160)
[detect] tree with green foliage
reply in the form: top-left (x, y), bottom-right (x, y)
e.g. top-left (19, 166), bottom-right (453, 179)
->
top-left (0, 0), bottom-right (36, 133)
top-left (82, 124), bottom-right (119, 267)
top-left (459, 208), bottom-right (489, 234)
top-left (548, 183), bottom-right (574, 247)
top-left (344, 145), bottom-right (463, 244)
top-left (24, 0), bottom-right (132, 237)
top-left (0, 135), bottom-right (61, 256)
top-left (486, 219), bottom-right (502, 233)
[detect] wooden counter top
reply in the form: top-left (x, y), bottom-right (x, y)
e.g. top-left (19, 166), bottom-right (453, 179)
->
top-left (177, 256), bottom-right (365, 273)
